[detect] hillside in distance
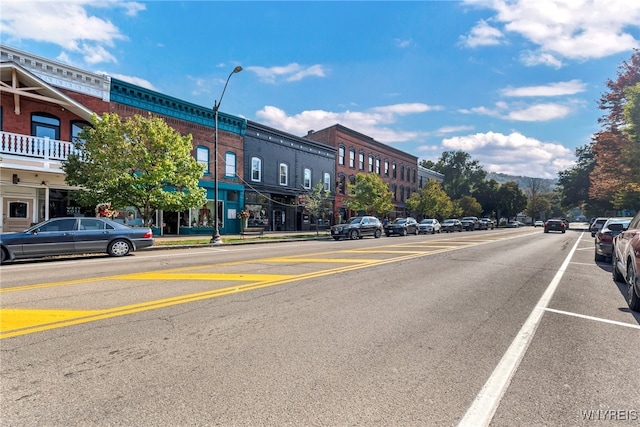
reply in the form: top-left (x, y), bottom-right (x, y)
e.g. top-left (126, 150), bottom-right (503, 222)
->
top-left (486, 172), bottom-right (558, 190)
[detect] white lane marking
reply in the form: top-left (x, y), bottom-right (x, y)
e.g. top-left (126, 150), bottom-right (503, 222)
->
top-left (542, 307), bottom-right (640, 330)
top-left (458, 234), bottom-right (583, 427)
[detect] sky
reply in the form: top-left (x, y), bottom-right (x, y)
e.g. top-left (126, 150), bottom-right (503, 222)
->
top-left (2, 0), bottom-right (640, 179)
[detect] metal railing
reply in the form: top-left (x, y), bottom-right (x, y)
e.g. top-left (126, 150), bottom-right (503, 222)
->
top-left (1, 131), bottom-right (80, 162)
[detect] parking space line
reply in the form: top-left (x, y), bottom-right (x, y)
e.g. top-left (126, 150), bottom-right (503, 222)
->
top-left (542, 307), bottom-right (640, 330)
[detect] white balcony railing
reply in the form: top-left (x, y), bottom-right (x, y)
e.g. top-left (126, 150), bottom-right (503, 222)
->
top-left (1, 131), bottom-right (80, 162)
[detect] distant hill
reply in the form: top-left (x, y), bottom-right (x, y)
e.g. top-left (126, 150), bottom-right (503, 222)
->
top-left (486, 172), bottom-right (558, 190)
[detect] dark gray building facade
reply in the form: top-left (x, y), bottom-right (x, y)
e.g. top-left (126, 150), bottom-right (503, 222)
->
top-left (243, 121), bottom-right (336, 232)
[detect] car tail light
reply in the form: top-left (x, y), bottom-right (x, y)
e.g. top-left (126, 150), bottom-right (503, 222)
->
top-left (143, 230), bottom-right (153, 238)
top-left (600, 232), bottom-right (613, 243)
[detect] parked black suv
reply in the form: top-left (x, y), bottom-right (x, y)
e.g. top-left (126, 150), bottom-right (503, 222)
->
top-left (331, 216), bottom-right (383, 240)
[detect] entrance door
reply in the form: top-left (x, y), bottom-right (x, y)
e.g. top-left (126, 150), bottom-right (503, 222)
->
top-left (3, 198), bottom-right (33, 232)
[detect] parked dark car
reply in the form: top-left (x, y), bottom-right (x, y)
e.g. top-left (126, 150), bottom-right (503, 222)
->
top-left (331, 216), bottom-right (383, 240)
top-left (441, 219), bottom-right (463, 233)
top-left (612, 211), bottom-right (640, 311)
top-left (461, 216), bottom-right (479, 231)
top-left (418, 218), bottom-right (441, 234)
top-left (0, 217), bottom-right (155, 263)
top-left (384, 217), bottom-right (419, 237)
top-left (544, 219), bottom-right (565, 233)
top-left (594, 217), bottom-right (631, 262)
top-left (590, 217), bottom-right (609, 237)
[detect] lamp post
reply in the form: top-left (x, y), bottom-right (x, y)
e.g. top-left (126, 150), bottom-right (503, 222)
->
top-left (211, 65), bottom-right (243, 244)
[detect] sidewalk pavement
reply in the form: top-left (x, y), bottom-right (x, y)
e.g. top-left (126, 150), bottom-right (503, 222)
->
top-left (151, 230), bottom-right (331, 249)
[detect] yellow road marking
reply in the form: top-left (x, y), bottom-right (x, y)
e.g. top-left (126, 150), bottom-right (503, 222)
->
top-left (0, 308), bottom-right (103, 332)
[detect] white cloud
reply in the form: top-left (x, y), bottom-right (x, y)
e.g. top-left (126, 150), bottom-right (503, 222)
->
top-left (0, 0), bottom-right (144, 64)
top-left (460, 101), bottom-right (572, 121)
top-left (440, 131), bottom-right (575, 178)
top-left (501, 80), bottom-right (587, 97)
top-left (460, 19), bottom-right (505, 47)
top-left (107, 73), bottom-right (157, 91)
top-left (464, 0), bottom-right (640, 64)
top-left (395, 38), bottom-right (415, 48)
top-left (255, 103), bottom-right (435, 143)
top-left (246, 63), bottom-right (327, 84)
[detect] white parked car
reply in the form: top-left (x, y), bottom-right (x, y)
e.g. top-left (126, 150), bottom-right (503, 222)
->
top-left (418, 218), bottom-right (441, 234)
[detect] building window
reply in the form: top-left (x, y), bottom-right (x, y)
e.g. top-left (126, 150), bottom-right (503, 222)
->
top-left (338, 145), bottom-right (345, 165)
top-left (358, 152), bottom-right (365, 170)
top-left (279, 163), bottom-right (288, 186)
top-left (349, 149), bottom-right (355, 168)
top-left (392, 163), bottom-right (397, 179)
top-left (368, 154), bottom-right (374, 173)
top-left (303, 167), bottom-right (312, 189)
top-left (384, 160), bottom-right (389, 176)
top-left (401, 165), bottom-right (405, 181)
top-left (70, 120), bottom-right (90, 144)
top-left (32, 113), bottom-right (60, 140)
top-left (337, 174), bottom-right (346, 194)
top-left (323, 172), bottom-right (331, 191)
top-left (225, 152), bottom-right (236, 177)
top-left (376, 158), bottom-right (381, 174)
top-left (196, 146), bottom-right (210, 174)
top-left (9, 201), bottom-right (28, 218)
top-left (251, 157), bottom-right (262, 182)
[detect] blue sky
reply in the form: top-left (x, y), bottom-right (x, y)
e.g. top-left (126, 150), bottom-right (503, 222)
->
top-left (2, 1), bottom-right (640, 179)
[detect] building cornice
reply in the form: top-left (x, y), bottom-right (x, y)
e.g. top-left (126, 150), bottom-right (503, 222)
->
top-left (0, 44), bottom-right (110, 101)
top-left (246, 120), bottom-right (336, 158)
top-left (110, 78), bottom-right (246, 136)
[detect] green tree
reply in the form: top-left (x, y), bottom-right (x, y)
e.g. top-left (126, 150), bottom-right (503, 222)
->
top-left (343, 173), bottom-right (394, 217)
top-left (405, 179), bottom-right (455, 219)
top-left (63, 113), bottom-right (206, 226)
top-left (496, 182), bottom-right (527, 222)
top-left (428, 151), bottom-right (487, 200)
top-left (556, 144), bottom-right (601, 215)
top-left (304, 182), bottom-right (332, 235)
top-left (457, 195), bottom-right (482, 217)
top-left (617, 82), bottom-right (640, 208)
top-left (473, 178), bottom-right (500, 219)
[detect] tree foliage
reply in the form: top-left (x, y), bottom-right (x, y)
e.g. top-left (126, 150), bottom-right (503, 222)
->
top-left (63, 113), bottom-right (206, 226)
top-left (304, 182), bottom-right (332, 235)
top-left (496, 182), bottom-right (527, 220)
top-left (456, 195), bottom-right (482, 217)
top-left (344, 173), bottom-right (394, 217)
top-left (405, 179), bottom-right (455, 219)
top-left (428, 151), bottom-right (487, 200)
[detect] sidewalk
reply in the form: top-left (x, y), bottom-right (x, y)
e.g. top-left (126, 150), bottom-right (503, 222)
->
top-left (151, 230), bottom-right (331, 248)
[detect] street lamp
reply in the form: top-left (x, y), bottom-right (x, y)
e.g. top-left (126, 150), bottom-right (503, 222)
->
top-left (211, 65), bottom-right (243, 244)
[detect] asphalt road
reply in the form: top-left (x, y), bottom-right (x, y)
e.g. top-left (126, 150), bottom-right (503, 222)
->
top-left (1, 226), bottom-right (639, 426)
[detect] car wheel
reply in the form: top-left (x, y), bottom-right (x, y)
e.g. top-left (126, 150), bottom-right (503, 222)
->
top-left (627, 262), bottom-right (640, 311)
top-left (414, 228), bottom-right (419, 235)
top-left (333, 236), bottom-right (341, 241)
top-left (612, 252), bottom-right (624, 282)
top-left (595, 251), bottom-right (605, 262)
top-left (374, 229), bottom-right (382, 238)
top-left (108, 239), bottom-right (131, 257)
top-left (0, 248), bottom-right (6, 264)
top-left (349, 230), bottom-right (359, 240)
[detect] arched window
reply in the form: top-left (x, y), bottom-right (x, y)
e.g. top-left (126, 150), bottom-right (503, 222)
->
top-left (225, 152), bottom-right (236, 178)
top-left (303, 167), bottom-right (312, 189)
top-left (251, 157), bottom-right (262, 182)
top-left (32, 113), bottom-right (60, 139)
top-left (196, 146), bottom-right (210, 174)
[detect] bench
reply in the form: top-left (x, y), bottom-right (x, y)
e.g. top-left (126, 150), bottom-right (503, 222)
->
top-left (240, 227), bottom-right (265, 237)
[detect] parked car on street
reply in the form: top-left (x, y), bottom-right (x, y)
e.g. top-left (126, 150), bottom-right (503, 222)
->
top-left (441, 219), bottom-right (463, 233)
top-left (595, 217), bottom-right (631, 262)
top-left (384, 217), bottom-right (419, 237)
top-left (460, 216), bottom-right (480, 231)
top-left (612, 211), bottom-right (640, 311)
top-left (480, 218), bottom-right (495, 230)
top-left (506, 220), bottom-right (520, 228)
top-left (0, 217), bottom-right (155, 263)
top-left (590, 217), bottom-right (609, 237)
top-left (544, 219), bottom-right (566, 233)
top-left (418, 218), bottom-right (441, 234)
top-left (534, 220), bottom-right (545, 227)
top-left (331, 216), bottom-right (383, 240)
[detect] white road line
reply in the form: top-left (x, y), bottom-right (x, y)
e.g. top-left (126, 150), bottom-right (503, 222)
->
top-left (458, 234), bottom-right (583, 427)
top-left (542, 307), bottom-right (640, 330)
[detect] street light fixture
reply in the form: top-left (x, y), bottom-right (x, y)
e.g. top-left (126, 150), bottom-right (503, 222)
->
top-left (211, 65), bottom-right (243, 244)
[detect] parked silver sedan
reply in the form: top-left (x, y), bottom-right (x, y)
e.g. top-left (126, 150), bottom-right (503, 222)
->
top-left (418, 218), bottom-right (441, 234)
top-left (0, 217), bottom-right (154, 263)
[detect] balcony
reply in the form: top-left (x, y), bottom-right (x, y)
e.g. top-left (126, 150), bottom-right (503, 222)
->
top-left (1, 131), bottom-right (80, 171)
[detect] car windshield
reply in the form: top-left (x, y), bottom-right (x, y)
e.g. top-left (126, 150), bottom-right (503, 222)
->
top-left (348, 217), bottom-right (364, 224)
top-left (420, 219), bottom-right (434, 224)
top-left (393, 219), bottom-right (406, 224)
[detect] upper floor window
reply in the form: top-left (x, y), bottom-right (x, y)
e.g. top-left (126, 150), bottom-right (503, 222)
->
top-left (349, 149), bottom-right (356, 168)
top-left (392, 163), bottom-right (397, 179)
top-left (368, 154), bottom-right (374, 173)
top-left (401, 165), bottom-right (405, 181)
top-left (303, 167), bottom-right (312, 189)
top-left (279, 163), bottom-right (288, 186)
top-left (251, 157), bottom-right (262, 182)
top-left (225, 152), bottom-right (236, 177)
top-left (32, 113), bottom-right (60, 140)
top-left (323, 172), bottom-right (331, 191)
top-left (337, 174), bottom-right (346, 194)
top-left (338, 146), bottom-right (345, 165)
top-left (384, 160), bottom-right (389, 176)
top-left (196, 146), bottom-right (210, 174)
top-left (375, 158), bottom-right (381, 174)
top-left (70, 120), bottom-right (90, 144)
top-left (358, 152), bottom-right (365, 170)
